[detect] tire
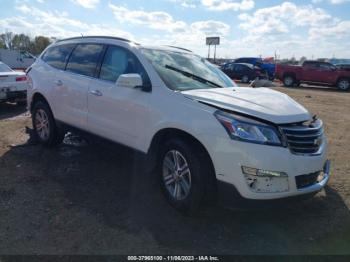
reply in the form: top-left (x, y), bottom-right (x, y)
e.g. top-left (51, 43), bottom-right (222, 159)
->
top-left (241, 75), bottom-right (250, 83)
top-left (32, 100), bottom-right (64, 147)
top-left (158, 138), bottom-right (211, 214)
top-left (283, 75), bottom-right (295, 87)
top-left (337, 78), bottom-right (350, 91)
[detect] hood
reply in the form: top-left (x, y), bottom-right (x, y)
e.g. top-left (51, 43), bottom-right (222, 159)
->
top-left (182, 87), bottom-right (310, 124)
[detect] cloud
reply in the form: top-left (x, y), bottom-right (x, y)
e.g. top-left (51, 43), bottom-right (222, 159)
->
top-left (191, 20), bottom-right (230, 36)
top-left (70, 0), bottom-right (100, 9)
top-left (201, 0), bottom-right (254, 11)
top-left (309, 20), bottom-right (350, 39)
top-left (234, 2), bottom-right (350, 58)
top-left (109, 4), bottom-right (187, 33)
top-left (238, 2), bottom-right (334, 36)
top-left (1, 4), bottom-right (132, 40)
top-left (312, 0), bottom-right (350, 4)
top-left (169, 0), bottom-right (196, 8)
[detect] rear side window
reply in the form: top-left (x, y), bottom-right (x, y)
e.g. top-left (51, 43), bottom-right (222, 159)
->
top-left (304, 62), bottom-right (319, 69)
top-left (235, 65), bottom-right (244, 72)
top-left (66, 44), bottom-right (104, 77)
top-left (99, 45), bottom-right (150, 86)
top-left (42, 44), bottom-right (75, 70)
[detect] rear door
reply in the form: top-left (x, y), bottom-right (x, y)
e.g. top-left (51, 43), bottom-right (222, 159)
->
top-left (87, 45), bottom-right (152, 151)
top-left (317, 63), bottom-right (337, 84)
top-left (302, 62), bottom-right (320, 82)
top-left (39, 44), bottom-right (75, 118)
top-left (53, 43), bottom-right (104, 129)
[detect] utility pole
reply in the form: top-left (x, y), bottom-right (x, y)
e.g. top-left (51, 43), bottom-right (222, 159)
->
top-left (214, 45), bottom-right (217, 63)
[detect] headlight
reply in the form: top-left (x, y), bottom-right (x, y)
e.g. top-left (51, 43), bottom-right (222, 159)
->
top-left (214, 110), bottom-right (282, 146)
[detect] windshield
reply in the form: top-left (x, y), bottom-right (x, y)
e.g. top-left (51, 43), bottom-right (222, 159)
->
top-left (140, 48), bottom-right (236, 91)
top-left (0, 63), bottom-right (13, 72)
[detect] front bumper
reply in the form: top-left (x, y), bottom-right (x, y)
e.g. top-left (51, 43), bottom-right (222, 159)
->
top-left (200, 135), bottom-right (329, 200)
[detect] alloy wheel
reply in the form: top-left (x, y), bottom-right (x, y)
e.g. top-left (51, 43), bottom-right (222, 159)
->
top-left (35, 109), bottom-right (50, 140)
top-left (338, 80), bottom-right (349, 90)
top-left (284, 76), bottom-right (294, 86)
top-left (162, 150), bottom-right (192, 201)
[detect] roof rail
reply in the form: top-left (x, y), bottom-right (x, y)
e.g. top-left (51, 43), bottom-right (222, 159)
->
top-left (55, 36), bottom-right (139, 45)
top-left (164, 45), bottom-right (193, 53)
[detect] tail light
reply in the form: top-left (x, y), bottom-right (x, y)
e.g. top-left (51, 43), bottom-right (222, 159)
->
top-left (16, 76), bottom-right (27, 82)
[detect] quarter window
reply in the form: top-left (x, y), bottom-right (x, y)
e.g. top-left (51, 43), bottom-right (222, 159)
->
top-left (66, 44), bottom-right (104, 77)
top-left (42, 44), bottom-right (75, 70)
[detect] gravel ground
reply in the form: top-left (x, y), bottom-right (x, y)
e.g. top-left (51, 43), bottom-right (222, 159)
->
top-left (0, 83), bottom-right (349, 255)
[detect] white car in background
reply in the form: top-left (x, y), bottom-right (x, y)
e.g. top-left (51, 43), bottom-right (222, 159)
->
top-left (0, 61), bottom-right (28, 105)
top-left (27, 36), bottom-right (330, 213)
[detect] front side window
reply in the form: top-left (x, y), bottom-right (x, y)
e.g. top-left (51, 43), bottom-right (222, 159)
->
top-left (21, 51), bottom-right (35, 59)
top-left (66, 44), bottom-right (104, 77)
top-left (0, 63), bottom-right (13, 72)
top-left (140, 48), bottom-right (235, 91)
top-left (99, 46), bottom-right (150, 86)
top-left (42, 44), bottom-right (75, 70)
top-left (319, 63), bottom-right (335, 70)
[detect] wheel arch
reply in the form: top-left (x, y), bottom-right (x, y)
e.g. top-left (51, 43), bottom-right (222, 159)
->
top-left (282, 72), bottom-right (296, 79)
top-left (30, 92), bottom-right (49, 113)
top-left (336, 76), bottom-right (350, 83)
top-left (147, 128), bottom-right (218, 198)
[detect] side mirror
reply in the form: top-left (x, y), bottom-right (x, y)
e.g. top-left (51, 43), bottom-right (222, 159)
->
top-left (116, 74), bottom-right (143, 89)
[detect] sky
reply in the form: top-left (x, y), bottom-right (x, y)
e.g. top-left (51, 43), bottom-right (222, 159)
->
top-left (0, 0), bottom-right (350, 59)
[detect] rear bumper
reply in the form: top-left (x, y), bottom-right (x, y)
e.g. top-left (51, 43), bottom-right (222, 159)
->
top-left (0, 90), bottom-right (27, 102)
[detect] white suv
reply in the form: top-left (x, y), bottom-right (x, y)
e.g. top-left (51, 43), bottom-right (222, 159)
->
top-left (27, 36), bottom-right (330, 213)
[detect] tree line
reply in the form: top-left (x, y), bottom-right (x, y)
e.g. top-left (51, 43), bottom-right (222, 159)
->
top-left (0, 32), bottom-right (52, 56)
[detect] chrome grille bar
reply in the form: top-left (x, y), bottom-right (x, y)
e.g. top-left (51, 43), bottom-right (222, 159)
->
top-left (280, 119), bottom-right (324, 155)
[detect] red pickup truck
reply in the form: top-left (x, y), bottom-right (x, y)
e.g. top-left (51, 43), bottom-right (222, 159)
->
top-left (276, 60), bottom-right (350, 91)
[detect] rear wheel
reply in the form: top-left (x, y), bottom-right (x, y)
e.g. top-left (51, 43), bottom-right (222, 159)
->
top-left (159, 138), bottom-right (211, 214)
top-left (337, 78), bottom-right (350, 91)
top-left (32, 101), bottom-right (64, 147)
top-left (283, 75), bottom-right (295, 87)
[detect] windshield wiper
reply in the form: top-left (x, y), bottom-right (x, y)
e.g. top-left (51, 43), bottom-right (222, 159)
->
top-left (165, 65), bottom-right (223, 88)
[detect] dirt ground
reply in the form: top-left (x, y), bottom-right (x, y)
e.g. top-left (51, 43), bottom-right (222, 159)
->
top-left (0, 84), bottom-right (349, 255)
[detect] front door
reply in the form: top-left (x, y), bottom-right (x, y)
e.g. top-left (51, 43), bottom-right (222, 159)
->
top-left (87, 45), bottom-right (152, 152)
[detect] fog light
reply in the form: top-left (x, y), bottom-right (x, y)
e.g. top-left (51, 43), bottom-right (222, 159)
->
top-left (242, 166), bottom-right (287, 177)
top-left (317, 172), bottom-right (325, 182)
top-left (242, 166), bottom-right (289, 193)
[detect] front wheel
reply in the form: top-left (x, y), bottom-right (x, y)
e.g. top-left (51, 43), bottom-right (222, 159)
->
top-left (337, 78), bottom-right (350, 91)
top-left (159, 138), bottom-right (210, 214)
top-left (32, 101), bottom-right (64, 147)
top-left (283, 75), bottom-right (295, 87)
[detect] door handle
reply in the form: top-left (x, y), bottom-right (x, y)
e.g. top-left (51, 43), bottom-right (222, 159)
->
top-left (90, 90), bottom-right (103, 97)
top-left (54, 80), bottom-right (63, 86)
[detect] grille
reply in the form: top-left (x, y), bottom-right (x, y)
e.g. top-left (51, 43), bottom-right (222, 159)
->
top-left (280, 119), bottom-right (324, 154)
top-left (295, 171), bottom-right (320, 189)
